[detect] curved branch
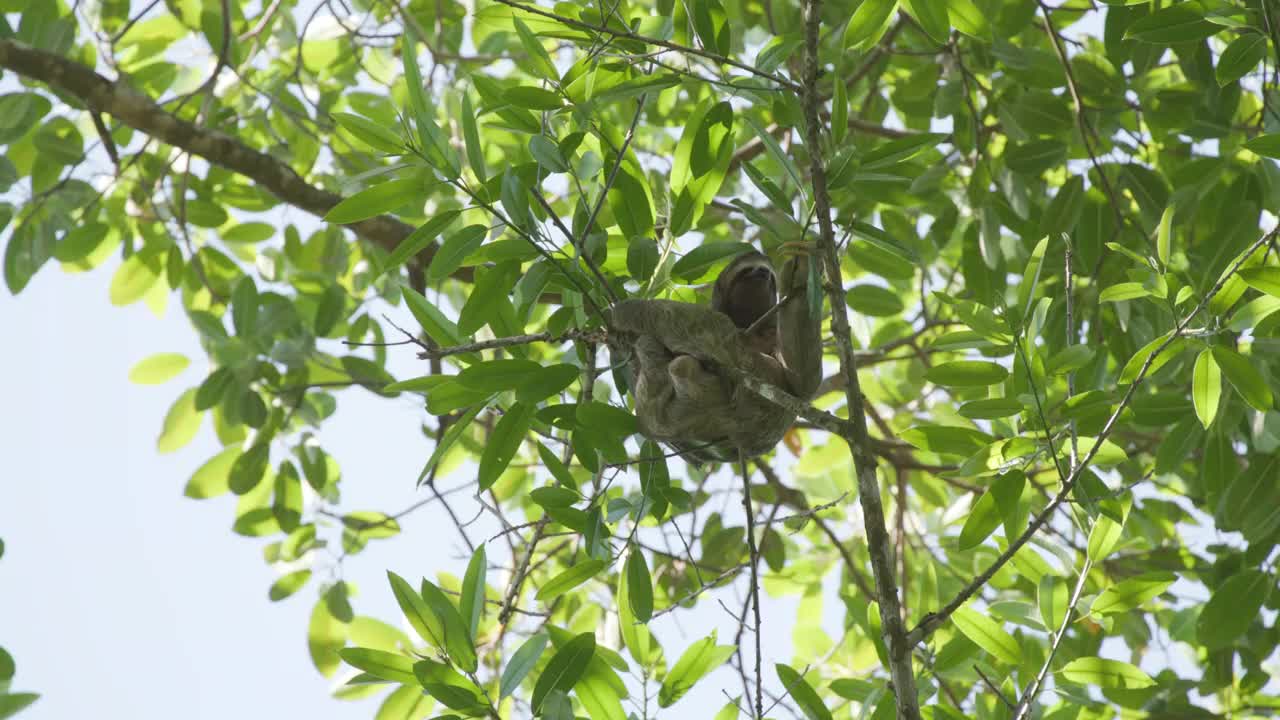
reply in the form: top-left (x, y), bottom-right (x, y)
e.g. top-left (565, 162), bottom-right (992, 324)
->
top-left (0, 39), bottom-right (467, 281)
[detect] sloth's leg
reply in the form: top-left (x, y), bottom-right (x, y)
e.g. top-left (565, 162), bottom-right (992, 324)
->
top-left (668, 355), bottom-right (729, 405)
top-left (631, 335), bottom-right (678, 437)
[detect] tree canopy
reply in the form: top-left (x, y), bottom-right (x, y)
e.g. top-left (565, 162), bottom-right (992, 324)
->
top-left (3, 0), bottom-right (1280, 718)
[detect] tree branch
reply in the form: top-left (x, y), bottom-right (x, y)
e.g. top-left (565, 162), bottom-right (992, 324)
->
top-left (0, 39), bottom-right (465, 281)
top-left (798, 3), bottom-right (921, 718)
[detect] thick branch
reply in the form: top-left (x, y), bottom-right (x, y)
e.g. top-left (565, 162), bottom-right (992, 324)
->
top-left (798, 4), bottom-right (921, 718)
top-left (0, 39), bottom-right (463, 279)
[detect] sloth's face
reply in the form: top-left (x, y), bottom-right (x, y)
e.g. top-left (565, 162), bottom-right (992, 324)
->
top-left (715, 251), bottom-right (778, 331)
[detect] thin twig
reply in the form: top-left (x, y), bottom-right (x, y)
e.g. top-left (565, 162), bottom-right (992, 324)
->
top-left (739, 453), bottom-right (764, 719)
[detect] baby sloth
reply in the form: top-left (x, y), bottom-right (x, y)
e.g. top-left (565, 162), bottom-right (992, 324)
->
top-left (611, 250), bottom-right (822, 463)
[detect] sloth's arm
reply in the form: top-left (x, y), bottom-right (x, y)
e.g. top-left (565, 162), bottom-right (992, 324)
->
top-left (777, 256), bottom-right (824, 400)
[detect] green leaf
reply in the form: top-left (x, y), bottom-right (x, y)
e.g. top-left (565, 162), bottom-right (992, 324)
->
top-left (413, 660), bottom-right (486, 712)
top-left (1196, 569), bottom-right (1272, 649)
top-left (307, 595), bottom-right (348, 678)
top-left (671, 242), bottom-right (754, 282)
top-left (958, 397), bottom-right (1024, 419)
top-left (958, 490), bottom-right (1001, 550)
top-left (605, 153), bottom-right (655, 239)
top-left (532, 632), bottom-right (596, 713)
top-left (459, 544), bottom-right (487, 639)
top-left (744, 116), bottom-right (803, 192)
top-left (536, 559), bottom-right (608, 602)
top-left (382, 209), bottom-right (461, 277)
top-left (478, 402), bottom-right (536, 491)
top-left (925, 360), bottom-right (1009, 387)
top-left (53, 222), bottom-right (108, 262)
top-left (529, 134), bottom-right (569, 173)
top-left (129, 353), bottom-right (189, 384)
top-left (461, 93), bottom-right (486, 182)
top-left (0, 693), bottom-right (39, 718)
top-left (1215, 35), bottom-right (1264, 86)
top-left (1125, 4), bottom-right (1218, 43)
top-left (1040, 177), bottom-right (1085, 237)
top-left (1046, 345), bottom-right (1094, 375)
top-left (691, 0), bottom-right (731, 56)
top-left (1118, 334), bottom-right (1185, 384)
top-left (420, 579), bottom-right (478, 673)
top-left (1087, 514), bottom-right (1125, 561)
top-left (387, 570), bottom-right (444, 649)
top-left (624, 550), bottom-right (653, 622)
top-left (900, 424), bottom-right (991, 456)
top-left (617, 548), bottom-right (653, 666)
top-left (627, 236), bottom-right (659, 282)
top-left (339, 647), bottom-right (417, 685)
top-left (500, 633), bottom-right (548, 699)
top-left (157, 388), bottom-right (203, 454)
top-left (231, 276), bottom-right (258, 337)
top-left (530, 486), bottom-right (581, 508)
top-left (951, 606), bottom-right (1022, 665)
top-left (776, 664), bottom-right (833, 720)
top-left (843, 0), bottom-right (897, 49)
top-left (1228, 295), bottom-right (1280, 331)
top-left (1091, 572), bottom-right (1176, 616)
top-left (901, 0), bottom-right (949, 44)
top-left (1238, 267), bottom-right (1280, 297)
top-left (517, 364), bottom-right (579, 403)
top-left (109, 253), bottom-right (159, 306)
top-left (1099, 282), bottom-right (1151, 302)
top-left (416, 403), bottom-right (486, 483)
top-left (402, 286), bottom-right (464, 348)
top-left (1005, 139), bottom-right (1066, 175)
top-left (268, 569), bottom-right (311, 601)
top-left (1192, 349), bottom-right (1222, 428)
top-left (505, 85), bottom-right (563, 110)
top-left (324, 177), bottom-right (424, 224)
top-left (333, 112), bottom-right (404, 154)
top-left (512, 17), bottom-right (558, 81)
top-left (1244, 133), bottom-right (1280, 158)
top-left (948, 0), bottom-right (991, 41)
top-left (1058, 657), bottom-right (1156, 689)
top-left (184, 446), bottom-right (239, 499)
top-left (228, 442), bottom-right (269, 494)
top-left (658, 632), bottom-right (736, 707)
top-left (1212, 347), bottom-right (1273, 411)
top-left (1038, 575), bottom-right (1068, 631)
top-left (845, 284), bottom-right (904, 316)
top-left (402, 32), bottom-right (457, 177)
top-left (458, 358), bottom-right (542, 393)
top-left (860, 133), bottom-right (949, 170)
top-left (1016, 235), bottom-right (1048, 321)
top-left (1156, 204), bottom-right (1173, 268)
top-left (576, 401), bottom-right (639, 437)
top-left (425, 223), bottom-right (486, 283)
top-left (831, 77), bottom-right (848, 145)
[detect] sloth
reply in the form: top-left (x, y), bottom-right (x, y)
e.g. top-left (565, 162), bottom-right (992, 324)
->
top-left (611, 250), bottom-right (822, 463)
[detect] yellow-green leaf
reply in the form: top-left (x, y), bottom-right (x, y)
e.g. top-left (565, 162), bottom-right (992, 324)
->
top-left (1212, 346), bottom-right (1274, 411)
top-left (951, 605), bottom-right (1022, 664)
top-left (129, 353), bottom-right (189, 384)
top-left (157, 388), bottom-right (202, 454)
top-left (324, 178), bottom-right (424, 224)
top-left (1192, 349), bottom-right (1221, 428)
top-left (1058, 657), bottom-right (1155, 689)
